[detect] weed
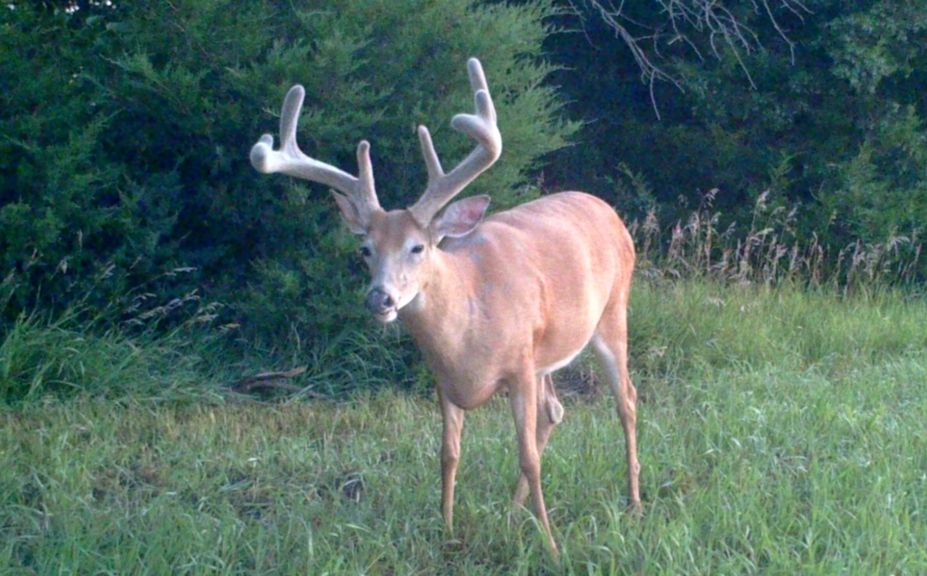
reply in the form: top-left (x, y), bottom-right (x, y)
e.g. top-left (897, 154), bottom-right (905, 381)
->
top-left (628, 189), bottom-right (923, 288)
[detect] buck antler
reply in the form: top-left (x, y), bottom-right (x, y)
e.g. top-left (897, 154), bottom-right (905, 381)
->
top-left (250, 84), bottom-right (381, 224)
top-left (409, 58), bottom-right (502, 226)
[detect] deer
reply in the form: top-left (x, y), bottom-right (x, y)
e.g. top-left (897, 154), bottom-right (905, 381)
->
top-left (250, 58), bottom-right (640, 556)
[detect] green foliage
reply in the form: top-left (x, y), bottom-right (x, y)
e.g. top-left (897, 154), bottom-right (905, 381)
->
top-left (4, 0), bottom-right (926, 403)
top-left (828, 1), bottom-right (927, 93)
top-left (0, 308), bottom-right (216, 404)
top-left (0, 0), bottom-right (573, 368)
top-left (542, 0), bottom-right (927, 278)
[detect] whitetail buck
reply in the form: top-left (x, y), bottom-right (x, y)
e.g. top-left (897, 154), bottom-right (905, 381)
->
top-left (250, 58), bottom-right (639, 555)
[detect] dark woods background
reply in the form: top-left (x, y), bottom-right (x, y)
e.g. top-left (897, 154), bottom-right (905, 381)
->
top-left (2, 0), bottom-right (925, 393)
top-left (544, 0), bottom-right (927, 246)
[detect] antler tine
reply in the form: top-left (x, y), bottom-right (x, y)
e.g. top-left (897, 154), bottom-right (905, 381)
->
top-left (417, 124), bottom-right (444, 182)
top-left (463, 57), bottom-right (495, 123)
top-left (250, 85), bottom-right (380, 216)
top-left (409, 58), bottom-right (502, 226)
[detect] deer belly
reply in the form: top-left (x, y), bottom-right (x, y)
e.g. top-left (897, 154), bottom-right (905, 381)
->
top-left (439, 376), bottom-right (503, 410)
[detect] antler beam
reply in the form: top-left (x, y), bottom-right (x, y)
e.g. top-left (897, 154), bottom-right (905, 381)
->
top-left (409, 58), bottom-right (502, 226)
top-left (250, 85), bottom-right (381, 222)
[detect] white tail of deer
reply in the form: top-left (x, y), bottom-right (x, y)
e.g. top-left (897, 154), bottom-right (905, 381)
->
top-left (251, 58), bottom-right (640, 556)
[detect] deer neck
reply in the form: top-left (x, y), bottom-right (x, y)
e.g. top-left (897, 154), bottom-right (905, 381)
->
top-left (399, 250), bottom-right (477, 366)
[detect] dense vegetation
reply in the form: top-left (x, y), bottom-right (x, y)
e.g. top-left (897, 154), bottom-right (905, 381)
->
top-left (3, 1), bottom-right (925, 378)
top-left (545, 0), bottom-right (927, 251)
top-left (1, 0), bottom-right (571, 367)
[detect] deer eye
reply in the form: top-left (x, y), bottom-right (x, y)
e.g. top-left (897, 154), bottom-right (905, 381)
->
top-left (410, 244), bottom-right (425, 255)
top-left (359, 246), bottom-right (372, 258)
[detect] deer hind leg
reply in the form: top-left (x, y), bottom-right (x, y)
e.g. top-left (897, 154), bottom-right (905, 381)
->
top-left (592, 293), bottom-right (642, 513)
top-left (513, 374), bottom-right (562, 507)
top-left (509, 369), bottom-right (559, 556)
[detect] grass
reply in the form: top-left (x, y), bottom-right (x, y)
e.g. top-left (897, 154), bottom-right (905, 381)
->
top-left (1, 281), bottom-right (926, 574)
top-left (0, 307), bottom-right (229, 405)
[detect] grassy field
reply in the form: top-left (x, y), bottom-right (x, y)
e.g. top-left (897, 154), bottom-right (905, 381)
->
top-left (2, 282), bottom-right (926, 574)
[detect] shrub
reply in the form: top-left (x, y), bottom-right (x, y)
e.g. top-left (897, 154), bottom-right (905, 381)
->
top-left (1, 1), bottom-right (574, 387)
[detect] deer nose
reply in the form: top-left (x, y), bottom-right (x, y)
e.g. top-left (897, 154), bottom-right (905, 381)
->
top-left (365, 288), bottom-right (395, 314)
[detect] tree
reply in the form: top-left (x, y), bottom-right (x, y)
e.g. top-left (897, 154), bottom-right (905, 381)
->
top-left (1, 1), bottom-right (575, 366)
top-left (539, 0), bottom-right (927, 270)
top-left (569, 0), bottom-right (811, 117)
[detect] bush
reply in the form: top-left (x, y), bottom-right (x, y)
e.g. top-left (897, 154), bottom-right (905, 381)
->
top-left (1, 0), bottom-right (574, 387)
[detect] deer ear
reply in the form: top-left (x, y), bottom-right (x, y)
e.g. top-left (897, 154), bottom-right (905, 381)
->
top-left (332, 191), bottom-right (368, 235)
top-left (430, 195), bottom-right (490, 242)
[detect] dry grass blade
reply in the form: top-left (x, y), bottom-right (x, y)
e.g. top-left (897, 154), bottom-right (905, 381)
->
top-left (231, 367), bottom-right (308, 394)
top-left (627, 191), bottom-right (923, 288)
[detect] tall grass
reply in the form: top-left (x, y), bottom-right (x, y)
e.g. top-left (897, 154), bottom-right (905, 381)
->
top-left (628, 189), bottom-right (923, 288)
top-left (0, 308), bottom-right (223, 404)
top-left (7, 278), bottom-right (922, 405)
top-left (2, 186), bottom-right (923, 404)
top-left (0, 263), bottom-right (413, 403)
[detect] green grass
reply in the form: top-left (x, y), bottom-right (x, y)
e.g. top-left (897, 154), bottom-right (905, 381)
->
top-left (2, 282), bottom-right (926, 574)
top-left (0, 309), bottom-right (225, 405)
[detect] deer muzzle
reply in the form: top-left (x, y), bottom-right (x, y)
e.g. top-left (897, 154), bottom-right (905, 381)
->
top-left (365, 287), bottom-right (397, 321)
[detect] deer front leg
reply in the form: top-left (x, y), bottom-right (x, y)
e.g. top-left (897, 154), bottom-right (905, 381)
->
top-left (439, 390), bottom-right (465, 534)
top-left (509, 373), bottom-right (559, 557)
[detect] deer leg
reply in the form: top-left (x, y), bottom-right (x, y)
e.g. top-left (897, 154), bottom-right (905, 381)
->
top-left (439, 390), bottom-right (465, 533)
top-left (509, 371), bottom-right (559, 556)
top-left (593, 297), bottom-right (642, 513)
top-left (513, 374), bottom-right (562, 507)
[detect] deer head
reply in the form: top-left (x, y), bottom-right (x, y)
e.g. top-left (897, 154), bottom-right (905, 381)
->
top-left (250, 58), bottom-right (501, 323)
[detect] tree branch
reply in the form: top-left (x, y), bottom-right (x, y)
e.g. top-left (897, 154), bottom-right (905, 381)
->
top-left (571, 0), bottom-right (812, 116)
